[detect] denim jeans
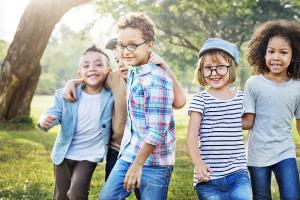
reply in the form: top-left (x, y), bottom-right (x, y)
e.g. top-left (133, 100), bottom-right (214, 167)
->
top-left (248, 158), bottom-right (300, 200)
top-left (104, 148), bottom-right (141, 200)
top-left (195, 170), bottom-right (252, 200)
top-left (99, 159), bottom-right (173, 200)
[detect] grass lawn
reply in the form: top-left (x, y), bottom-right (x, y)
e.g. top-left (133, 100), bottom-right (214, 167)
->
top-left (0, 95), bottom-right (299, 200)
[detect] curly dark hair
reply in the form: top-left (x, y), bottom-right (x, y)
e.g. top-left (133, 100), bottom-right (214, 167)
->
top-left (247, 20), bottom-right (300, 79)
top-left (116, 12), bottom-right (155, 42)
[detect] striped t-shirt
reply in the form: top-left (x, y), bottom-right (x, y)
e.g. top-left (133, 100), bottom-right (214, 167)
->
top-left (188, 90), bottom-right (247, 186)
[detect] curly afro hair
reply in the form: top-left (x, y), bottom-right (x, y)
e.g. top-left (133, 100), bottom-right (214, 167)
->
top-left (247, 20), bottom-right (300, 79)
top-left (116, 12), bottom-right (155, 42)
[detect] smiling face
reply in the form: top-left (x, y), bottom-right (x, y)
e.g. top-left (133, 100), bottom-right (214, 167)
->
top-left (265, 36), bottom-right (292, 77)
top-left (79, 51), bottom-right (110, 93)
top-left (202, 54), bottom-right (230, 90)
top-left (117, 27), bottom-right (153, 67)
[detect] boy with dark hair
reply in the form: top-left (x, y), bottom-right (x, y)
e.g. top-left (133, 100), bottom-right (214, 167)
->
top-left (38, 45), bottom-right (113, 200)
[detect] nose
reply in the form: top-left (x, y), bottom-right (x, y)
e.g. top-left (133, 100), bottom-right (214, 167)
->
top-left (88, 65), bottom-right (96, 71)
top-left (272, 52), bottom-right (280, 60)
top-left (122, 48), bottom-right (131, 56)
top-left (211, 68), bottom-right (218, 76)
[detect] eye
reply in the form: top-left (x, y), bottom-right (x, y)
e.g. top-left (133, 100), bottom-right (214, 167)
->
top-left (281, 51), bottom-right (289, 55)
top-left (267, 49), bottom-right (274, 54)
top-left (217, 65), bottom-right (227, 70)
top-left (203, 66), bottom-right (212, 71)
top-left (82, 65), bottom-right (89, 68)
top-left (117, 44), bottom-right (125, 50)
top-left (128, 44), bottom-right (137, 49)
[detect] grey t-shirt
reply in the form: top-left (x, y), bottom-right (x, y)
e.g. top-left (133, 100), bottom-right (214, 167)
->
top-left (243, 75), bottom-right (300, 167)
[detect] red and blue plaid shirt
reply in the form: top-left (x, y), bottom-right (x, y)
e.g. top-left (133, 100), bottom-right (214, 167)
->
top-left (119, 64), bottom-right (176, 166)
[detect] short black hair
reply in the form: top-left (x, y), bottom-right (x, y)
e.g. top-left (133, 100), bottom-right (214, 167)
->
top-left (83, 45), bottom-right (110, 64)
top-left (105, 38), bottom-right (118, 50)
top-left (248, 20), bottom-right (300, 79)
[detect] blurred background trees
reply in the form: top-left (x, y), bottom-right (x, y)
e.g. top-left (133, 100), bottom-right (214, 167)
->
top-left (0, 0), bottom-right (90, 121)
top-left (1, 0), bottom-right (300, 121)
top-left (95, 0), bottom-right (300, 91)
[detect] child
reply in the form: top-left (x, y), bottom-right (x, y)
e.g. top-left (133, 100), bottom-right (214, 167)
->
top-left (243, 20), bottom-right (300, 200)
top-left (187, 38), bottom-right (252, 200)
top-left (38, 45), bottom-right (114, 200)
top-left (99, 12), bottom-right (176, 200)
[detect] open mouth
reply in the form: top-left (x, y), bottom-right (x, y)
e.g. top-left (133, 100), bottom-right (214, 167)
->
top-left (270, 64), bottom-right (281, 68)
top-left (210, 77), bottom-right (222, 81)
top-left (87, 74), bottom-right (100, 78)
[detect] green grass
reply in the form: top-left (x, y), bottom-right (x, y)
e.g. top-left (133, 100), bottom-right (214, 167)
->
top-left (0, 95), bottom-right (299, 199)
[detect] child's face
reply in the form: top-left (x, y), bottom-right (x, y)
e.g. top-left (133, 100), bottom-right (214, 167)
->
top-left (117, 27), bottom-right (153, 66)
top-left (78, 51), bottom-right (110, 89)
top-left (202, 54), bottom-right (230, 90)
top-left (265, 36), bottom-right (292, 76)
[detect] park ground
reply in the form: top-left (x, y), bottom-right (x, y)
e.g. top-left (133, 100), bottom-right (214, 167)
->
top-left (0, 95), bottom-right (299, 200)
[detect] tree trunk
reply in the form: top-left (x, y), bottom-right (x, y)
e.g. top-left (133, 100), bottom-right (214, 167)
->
top-left (0, 0), bottom-right (90, 121)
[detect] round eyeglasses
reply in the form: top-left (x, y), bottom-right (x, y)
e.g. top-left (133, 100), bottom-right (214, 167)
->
top-left (116, 41), bottom-right (146, 52)
top-left (200, 65), bottom-right (230, 77)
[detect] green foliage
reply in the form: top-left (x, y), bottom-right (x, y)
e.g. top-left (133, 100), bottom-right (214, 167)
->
top-left (95, 0), bottom-right (300, 88)
top-left (36, 25), bottom-right (93, 95)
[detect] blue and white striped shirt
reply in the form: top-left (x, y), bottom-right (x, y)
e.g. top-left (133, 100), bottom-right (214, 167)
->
top-left (189, 90), bottom-right (247, 186)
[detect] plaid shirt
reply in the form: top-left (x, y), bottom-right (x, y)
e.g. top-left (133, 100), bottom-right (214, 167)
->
top-left (119, 64), bottom-right (176, 166)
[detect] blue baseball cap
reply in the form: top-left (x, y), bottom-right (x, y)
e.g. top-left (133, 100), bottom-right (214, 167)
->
top-left (198, 38), bottom-right (239, 65)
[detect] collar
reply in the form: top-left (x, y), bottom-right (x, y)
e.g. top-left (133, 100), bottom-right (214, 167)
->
top-left (129, 63), bottom-right (157, 76)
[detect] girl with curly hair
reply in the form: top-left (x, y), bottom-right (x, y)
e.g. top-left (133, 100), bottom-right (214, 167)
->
top-left (243, 20), bottom-right (300, 200)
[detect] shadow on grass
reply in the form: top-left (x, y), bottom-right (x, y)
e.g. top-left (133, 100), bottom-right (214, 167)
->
top-left (0, 128), bottom-right (55, 154)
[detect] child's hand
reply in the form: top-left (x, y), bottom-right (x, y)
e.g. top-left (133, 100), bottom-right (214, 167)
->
top-left (123, 162), bottom-right (142, 192)
top-left (38, 114), bottom-right (58, 129)
top-left (195, 161), bottom-right (213, 182)
top-left (148, 52), bottom-right (170, 71)
top-left (63, 79), bottom-right (83, 102)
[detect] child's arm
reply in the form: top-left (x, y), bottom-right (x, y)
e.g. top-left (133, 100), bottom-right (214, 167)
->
top-left (38, 90), bottom-right (63, 132)
top-left (186, 111), bottom-right (212, 182)
top-left (124, 143), bottom-right (155, 192)
top-left (63, 78), bottom-right (84, 101)
top-left (242, 113), bottom-right (255, 130)
top-left (297, 119), bottom-right (300, 136)
top-left (38, 114), bottom-right (58, 131)
top-left (148, 52), bottom-right (186, 109)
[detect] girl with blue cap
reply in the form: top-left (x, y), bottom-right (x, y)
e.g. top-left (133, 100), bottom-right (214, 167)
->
top-left (187, 38), bottom-right (252, 200)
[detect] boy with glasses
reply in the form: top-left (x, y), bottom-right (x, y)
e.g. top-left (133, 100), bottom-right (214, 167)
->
top-left (99, 12), bottom-right (178, 200)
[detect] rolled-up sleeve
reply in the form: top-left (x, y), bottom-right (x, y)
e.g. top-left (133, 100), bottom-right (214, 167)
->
top-left (144, 83), bottom-right (173, 146)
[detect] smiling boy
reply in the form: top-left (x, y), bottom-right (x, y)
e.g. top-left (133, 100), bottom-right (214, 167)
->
top-left (99, 13), bottom-right (175, 200)
top-left (38, 45), bottom-right (113, 200)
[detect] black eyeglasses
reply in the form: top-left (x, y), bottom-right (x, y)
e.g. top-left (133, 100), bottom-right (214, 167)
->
top-left (200, 65), bottom-right (230, 77)
top-left (116, 41), bottom-right (147, 52)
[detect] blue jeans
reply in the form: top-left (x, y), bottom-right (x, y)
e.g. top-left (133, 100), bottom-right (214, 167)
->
top-left (99, 159), bottom-right (173, 200)
top-left (104, 148), bottom-right (141, 200)
top-left (248, 158), bottom-right (300, 200)
top-left (195, 170), bottom-right (252, 200)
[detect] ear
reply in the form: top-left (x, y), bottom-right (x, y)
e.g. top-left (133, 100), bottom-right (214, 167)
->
top-left (146, 41), bottom-right (154, 50)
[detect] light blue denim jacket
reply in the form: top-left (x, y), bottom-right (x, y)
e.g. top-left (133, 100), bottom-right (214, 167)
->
top-left (39, 85), bottom-right (113, 165)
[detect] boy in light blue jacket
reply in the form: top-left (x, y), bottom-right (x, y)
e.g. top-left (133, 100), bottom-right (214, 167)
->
top-left (38, 45), bottom-right (113, 200)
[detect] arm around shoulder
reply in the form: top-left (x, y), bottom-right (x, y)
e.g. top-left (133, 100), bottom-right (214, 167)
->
top-left (296, 118), bottom-right (300, 136)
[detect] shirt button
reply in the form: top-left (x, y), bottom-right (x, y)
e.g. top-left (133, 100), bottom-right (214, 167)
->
top-left (102, 124), bottom-right (106, 128)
